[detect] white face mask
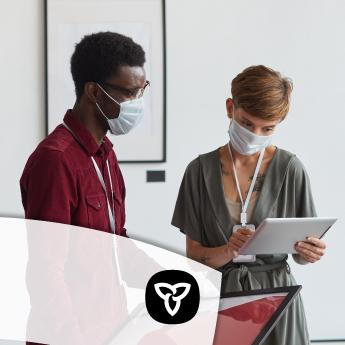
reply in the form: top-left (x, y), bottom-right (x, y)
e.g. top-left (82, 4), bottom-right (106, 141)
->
top-left (96, 83), bottom-right (144, 135)
top-left (228, 116), bottom-right (273, 156)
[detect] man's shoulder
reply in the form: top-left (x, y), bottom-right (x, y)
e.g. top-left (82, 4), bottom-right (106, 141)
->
top-left (38, 124), bottom-right (75, 153)
top-left (23, 125), bottom-right (78, 174)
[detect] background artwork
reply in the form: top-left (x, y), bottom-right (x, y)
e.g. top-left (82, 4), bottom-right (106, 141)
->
top-left (45, 0), bottom-right (166, 162)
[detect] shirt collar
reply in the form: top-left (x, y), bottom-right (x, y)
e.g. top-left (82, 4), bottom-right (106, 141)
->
top-left (63, 110), bottom-right (113, 158)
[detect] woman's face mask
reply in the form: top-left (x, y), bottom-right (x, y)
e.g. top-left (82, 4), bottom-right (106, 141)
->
top-left (228, 110), bottom-right (274, 155)
top-left (96, 83), bottom-right (144, 136)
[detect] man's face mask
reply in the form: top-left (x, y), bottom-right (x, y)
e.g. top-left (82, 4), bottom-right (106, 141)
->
top-left (96, 83), bottom-right (144, 136)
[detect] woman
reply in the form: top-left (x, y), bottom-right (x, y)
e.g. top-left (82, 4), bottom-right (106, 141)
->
top-left (171, 65), bottom-right (326, 345)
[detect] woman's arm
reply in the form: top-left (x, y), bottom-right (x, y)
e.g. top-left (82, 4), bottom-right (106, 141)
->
top-left (186, 228), bottom-right (255, 269)
top-left (186, 236), bottom-right (232, 269)
top-left (288, 157), bottom-right (327, 264)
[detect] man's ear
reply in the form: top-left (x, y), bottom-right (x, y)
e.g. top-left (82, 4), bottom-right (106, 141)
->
top-left (84, 82), bottom-right (99, 103)
top-left (226, 98), bottom-right (234, 119)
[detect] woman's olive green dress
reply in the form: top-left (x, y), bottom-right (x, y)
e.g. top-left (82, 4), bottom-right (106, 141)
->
top-left (172, 148), bottom-right (316, 345)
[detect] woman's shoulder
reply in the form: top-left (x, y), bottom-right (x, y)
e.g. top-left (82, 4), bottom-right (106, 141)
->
top-left (274, 147), bottom-right (295, 160)
top-left (184, 148), bottom-right (219, 172)
top-left (275, 147), bottom-right (309, 177)
top-left (199, 147), bottom-right (220, 163)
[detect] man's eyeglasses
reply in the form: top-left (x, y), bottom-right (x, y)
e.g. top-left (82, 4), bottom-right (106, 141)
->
top-left (101, 80), bottom-right (150, 99)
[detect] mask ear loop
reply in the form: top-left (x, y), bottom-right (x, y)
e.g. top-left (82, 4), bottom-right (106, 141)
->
top-left (97, 83), bottom-right (121, 106)
top-left (231, 104), bottom-right (237, 123)
top-left (95, 83), bottom-right (121, 121)
top-left (227, 104), bottom-right (236, 139)
top-left (95, 102), bottom-right (110, 121)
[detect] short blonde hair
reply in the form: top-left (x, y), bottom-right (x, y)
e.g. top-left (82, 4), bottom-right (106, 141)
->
top-left (231, 65), bottom-right (293, 121)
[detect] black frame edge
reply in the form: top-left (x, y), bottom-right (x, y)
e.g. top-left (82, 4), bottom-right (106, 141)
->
top-left (45, 0), bottom-right (167, 164)
top-left (219, 286), bottom-right (302, 345)
top-left (44, 0), bottom-right (48, 136)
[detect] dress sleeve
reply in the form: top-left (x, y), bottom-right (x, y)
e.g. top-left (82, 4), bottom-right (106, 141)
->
top-left (171, 158), bottom-right (203, 243)
top-left (289, 156), bottom-right (317, 265)
top-left (290, 156), bottom-right (317, 217)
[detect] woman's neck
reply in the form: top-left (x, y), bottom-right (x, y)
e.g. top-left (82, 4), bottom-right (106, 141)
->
top-left (228, 143), bottom-right (261, 166)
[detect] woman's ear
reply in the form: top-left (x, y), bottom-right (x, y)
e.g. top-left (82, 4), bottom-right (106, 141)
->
top-left (226, 98), bottom-right (234, 119)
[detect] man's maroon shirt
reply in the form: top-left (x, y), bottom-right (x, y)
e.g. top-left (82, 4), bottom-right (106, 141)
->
top-left (20, 110), bottom-right (127, 236)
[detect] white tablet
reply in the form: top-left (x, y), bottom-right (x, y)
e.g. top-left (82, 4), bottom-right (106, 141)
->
top-left (239, 217), bottom-right (337, 255)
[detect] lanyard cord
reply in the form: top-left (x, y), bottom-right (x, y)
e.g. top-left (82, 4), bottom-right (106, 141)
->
top-left (91, 158), bottom-right (116, 234)
top-left (227, 142), bottom-right (265, 226)
top-left (63, 122), bottom-right (116, 233)
top-left (62, 122), bottom-right (123, 285)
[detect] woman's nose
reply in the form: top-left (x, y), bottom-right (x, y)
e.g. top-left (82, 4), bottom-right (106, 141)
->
top-left (252, 127), bottom-right (262, 136)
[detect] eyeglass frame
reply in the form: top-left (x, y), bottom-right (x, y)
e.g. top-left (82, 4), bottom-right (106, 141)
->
top-left (99, 80), bottom-right (150, 100)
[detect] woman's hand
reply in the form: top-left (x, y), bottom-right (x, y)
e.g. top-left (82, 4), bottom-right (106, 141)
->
top-left (228, 228), bottom-right (255, 258)
top-left (295, 237), bottom-right (326, 263)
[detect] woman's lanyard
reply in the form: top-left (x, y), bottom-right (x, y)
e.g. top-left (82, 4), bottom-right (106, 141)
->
top-left (63, 122), bottom-right (116, 234)
top-left (227, 142), bottom-right (265, 226)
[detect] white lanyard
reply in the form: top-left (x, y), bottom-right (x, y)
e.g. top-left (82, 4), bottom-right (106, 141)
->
top-left (227, 142), bottom-right (265, 226)
top-left (91, 157), bottom-right (116, 234)
top-left (63, 122), bottom-right (116, 233)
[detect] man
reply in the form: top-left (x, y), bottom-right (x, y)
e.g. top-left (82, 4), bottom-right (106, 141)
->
top-left (20, 31), bottom-right (149, 236)
top-left (21, 32), bottom-right (154, 345)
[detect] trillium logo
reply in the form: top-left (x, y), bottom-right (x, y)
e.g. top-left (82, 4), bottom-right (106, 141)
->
top-left (145, 270), bottom-right (200, 324)
top-left (154, 282), bottom-right (191, 316)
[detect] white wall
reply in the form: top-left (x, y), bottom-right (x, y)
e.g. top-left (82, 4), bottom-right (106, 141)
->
top-left (1, 0), bottom-right (344, 341)
top-left (0, 0), bottom-right (45, 216)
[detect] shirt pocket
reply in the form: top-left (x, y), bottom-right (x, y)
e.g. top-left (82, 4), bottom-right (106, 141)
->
top-left (85, 193), bottom-right (109, 231)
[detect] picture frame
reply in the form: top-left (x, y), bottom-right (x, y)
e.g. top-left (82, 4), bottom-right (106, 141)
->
top-left (215, 285), bottom-right (302, 345)
top-left (45, 0), bottom-right (166, 163)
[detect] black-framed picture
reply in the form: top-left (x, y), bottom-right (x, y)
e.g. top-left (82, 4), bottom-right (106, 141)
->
top-left (214, 286), bottom-right (302, 345)
top-left (45, 0), bottom-right (166, 163)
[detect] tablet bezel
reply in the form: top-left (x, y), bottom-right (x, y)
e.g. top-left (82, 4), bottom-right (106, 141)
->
top-left (239, 217), bottom-right (337, 255)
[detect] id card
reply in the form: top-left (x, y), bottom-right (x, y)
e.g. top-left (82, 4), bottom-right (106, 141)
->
top-left (232, 224), bottom-right (256, 263)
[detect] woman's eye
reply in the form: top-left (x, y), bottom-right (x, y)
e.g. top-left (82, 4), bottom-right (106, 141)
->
top-left (242, 122), bottom-right (252, 128)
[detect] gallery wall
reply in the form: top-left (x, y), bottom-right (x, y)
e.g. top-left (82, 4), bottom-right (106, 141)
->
top-left (0, 0), bottom-right (344, 340)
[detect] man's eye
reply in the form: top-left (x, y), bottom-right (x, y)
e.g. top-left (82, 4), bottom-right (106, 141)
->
top-left (123, 90), bottom-right (134, 97)
top-left (265, 128), bottom-right (274, 132)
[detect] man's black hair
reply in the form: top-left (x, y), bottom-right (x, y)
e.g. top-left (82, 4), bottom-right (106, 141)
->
top-left (71, 31), bottom-right (146, 100)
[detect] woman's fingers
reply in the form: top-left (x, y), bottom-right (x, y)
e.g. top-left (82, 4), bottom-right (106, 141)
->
top-left (297, 251), bottom-right (319, 263)
top-left (297, 241), bottom-right (325, 256)
top-left (295, 241), bottom-right (325, 263)
top-left (228, 228), bottom-right (255, 253)
top-left (236, 228), bottom-right (255, 236)
top-left (233, 229), bottom-right (254, 241)
top-left (305, 237), bottom-right (327, 250)
top-left (230, 234), bottom-right (249, 247)
top-left (229, 237), bottom-right (244, 249)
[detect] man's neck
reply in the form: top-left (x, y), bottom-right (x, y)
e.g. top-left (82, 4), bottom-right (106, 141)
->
top-left (72, 102), bottom-right (107, 146)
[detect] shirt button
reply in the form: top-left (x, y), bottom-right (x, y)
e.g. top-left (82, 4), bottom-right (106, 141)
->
top-left (97, 202), bottom-right (101, 209)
